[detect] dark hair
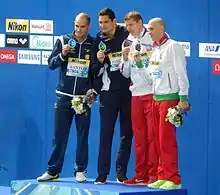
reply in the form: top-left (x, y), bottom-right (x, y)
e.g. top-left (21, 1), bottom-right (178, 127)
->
top-left (99, 8), bottom-right (116, 21)
top-left (124, 11), bottom-right (143, 23)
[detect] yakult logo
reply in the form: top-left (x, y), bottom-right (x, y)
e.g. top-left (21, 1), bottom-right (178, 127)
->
top-left (30, 20), bottom-right (53, 34)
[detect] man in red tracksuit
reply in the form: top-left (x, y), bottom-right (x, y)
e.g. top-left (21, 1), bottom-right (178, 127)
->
top-left (120, 12), bottom-right (158, 185)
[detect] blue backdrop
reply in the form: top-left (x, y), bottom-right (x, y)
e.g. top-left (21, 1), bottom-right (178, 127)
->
top-left (0, 1), bottom-right (220, 195)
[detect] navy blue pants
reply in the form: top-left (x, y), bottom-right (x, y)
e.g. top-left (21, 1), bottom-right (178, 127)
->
top-left (47, 95), bottom-right (90, 175)
top-left (98, 90), bottom-right (133, 176)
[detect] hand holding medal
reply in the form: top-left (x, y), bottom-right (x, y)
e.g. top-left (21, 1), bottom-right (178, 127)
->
top-left (62, 44), bottom-right (71, 56)
top-left (68, 38), bottom-right (76, 53)
top-left (133, 42), bottom-right (144, 68)
top-left (61, 38), bottom-right (76, 56)
top-left (122, 39), bottom-right (131, 61)
top-left (97, 41), bottom-right (107, 63)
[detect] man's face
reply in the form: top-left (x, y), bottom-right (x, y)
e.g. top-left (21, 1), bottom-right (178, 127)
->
top-left (147, 21), bottom-right (163, 41)
top-left (74, 17), bottom-right (90, 39)
top-left (98, 15), bottom-right (115, 34)
top-left (125, 19), bottom-right (142, 37)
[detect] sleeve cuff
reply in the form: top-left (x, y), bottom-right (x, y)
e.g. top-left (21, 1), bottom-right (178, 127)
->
top-left (92, 89), bottom-right (98, 95)
top-left (179, 95), bottom-right (188, 102)
top-left (59, 53), bottom-right (66, 61)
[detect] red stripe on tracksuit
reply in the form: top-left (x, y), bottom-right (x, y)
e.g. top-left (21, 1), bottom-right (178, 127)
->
top-left (152, 99), bottom-right (181, 184)
top-left (131, 94), bottom-right (158, 180)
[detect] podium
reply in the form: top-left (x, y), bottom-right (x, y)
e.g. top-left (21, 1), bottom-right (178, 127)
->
top-left (11, 178), bottom-right (187, 195)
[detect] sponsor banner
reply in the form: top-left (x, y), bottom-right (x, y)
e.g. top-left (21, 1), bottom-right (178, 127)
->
top-left (5, 34), bottom-right (29, 48)
top-left (199, 43), bottom-right (220, 58)
top-left (17, 50), bottom-right (41, 64)
top-left (212, 60), bottom-right (220, 75)
top-left (0, 34), bottom-right (5, 47)
top-left (6, 19), bottom-right (29, 33)
top-left (30, 20), bottom-right (53, 34)
top-left (30, 35), bottom-right (53, 50)
top-left (178, 42), bottom-right (191, 57)
top-left (0, 50), bottom-right (17, 63)
top-left (42, 51), bottom-right (52, 65)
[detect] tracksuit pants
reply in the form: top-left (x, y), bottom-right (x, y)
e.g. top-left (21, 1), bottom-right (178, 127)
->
top-left (47, 95), bottom-right (90, 175)
top-left (131, 94), bottom-right (158, 180)
top-left (152, 99), bottom-right (181, 184)
top-left (98, 90), bottom-right (133, 176)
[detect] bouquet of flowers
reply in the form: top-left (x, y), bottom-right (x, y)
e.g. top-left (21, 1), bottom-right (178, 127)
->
top-left (165, 105), bottom-right (184, 127)
top-left (71, 89), bottom-right (96, 115)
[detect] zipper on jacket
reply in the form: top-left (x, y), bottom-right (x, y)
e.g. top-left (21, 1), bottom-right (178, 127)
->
top-left (168, 73), bottom-right (171, 89)
top-left (72, 43), bottom-right (82, 95)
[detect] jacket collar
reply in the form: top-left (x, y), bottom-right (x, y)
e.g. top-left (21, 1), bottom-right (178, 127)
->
top-left (152, 33), bottom-right (169, 47)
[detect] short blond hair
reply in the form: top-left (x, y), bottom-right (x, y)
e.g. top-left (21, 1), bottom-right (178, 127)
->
top-left (124, 11), bottom-right (143, 23)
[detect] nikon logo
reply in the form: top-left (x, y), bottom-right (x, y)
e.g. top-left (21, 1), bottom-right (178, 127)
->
top-left (8, 22), bottom-right (27, 31)
top-left (6, 19), bottom-right (29, 33)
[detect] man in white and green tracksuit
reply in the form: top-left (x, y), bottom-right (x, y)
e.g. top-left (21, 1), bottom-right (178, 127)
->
top-left (147, 17), bottom-right (190, 190)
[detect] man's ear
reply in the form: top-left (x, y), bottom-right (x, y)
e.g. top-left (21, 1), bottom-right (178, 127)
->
top-left (138, 19), bottom-right (142, 25)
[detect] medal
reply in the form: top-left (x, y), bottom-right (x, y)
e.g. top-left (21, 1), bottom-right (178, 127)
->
top-left (98, 41), bottom-right (107, 51)
top-left (68, 39), bottom-right (76, 49)
top-left (123, 39), bottom-right (132, 48)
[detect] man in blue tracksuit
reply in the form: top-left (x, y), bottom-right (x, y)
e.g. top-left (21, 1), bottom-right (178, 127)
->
top-left (37, 13), bottom-right (96, 183)
top-left (92, 8), bottom-right (133, 184)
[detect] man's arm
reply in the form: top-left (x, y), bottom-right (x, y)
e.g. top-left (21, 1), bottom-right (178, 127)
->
top-left (86, 66), bottom-right (99, 103)
top-left (48, 36), bottom-right (67, 70)
top-left (172, 42), bottom-right (189, 101)
top-left (91, 38), bottom-right (105, 78)
top-left (120, 60), bottom-right (131, 78)
top-left (172, 42), bottom-right (190, 111)
top-left (120, 46), bottom-right (131, 78)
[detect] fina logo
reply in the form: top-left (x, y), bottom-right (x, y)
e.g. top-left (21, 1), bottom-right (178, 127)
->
top-left (32, 35), bottom-right (51, 49)
top-left (205, 45), bottom-right (220, 52)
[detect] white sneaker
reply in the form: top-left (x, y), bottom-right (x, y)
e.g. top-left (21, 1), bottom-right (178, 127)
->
top-left (37, 172), bottom-right (59, 182)
top-left (76, 172), bottom-right (87, 183)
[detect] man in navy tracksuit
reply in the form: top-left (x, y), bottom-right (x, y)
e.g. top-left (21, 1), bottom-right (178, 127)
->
top-left (92, 8), bottom-right (133, 184)
top-left (37, 13), bottom-right (96, 183)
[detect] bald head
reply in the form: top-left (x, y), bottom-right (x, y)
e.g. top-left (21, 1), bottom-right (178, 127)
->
top-left (148, 17), bottom-right (165, 30)
top-left (147, 17), bottom-right (166, 42)
top-left (74, 13), bottom-right (91, 41)
top-left (75, 13), bottom-right (91, 25)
